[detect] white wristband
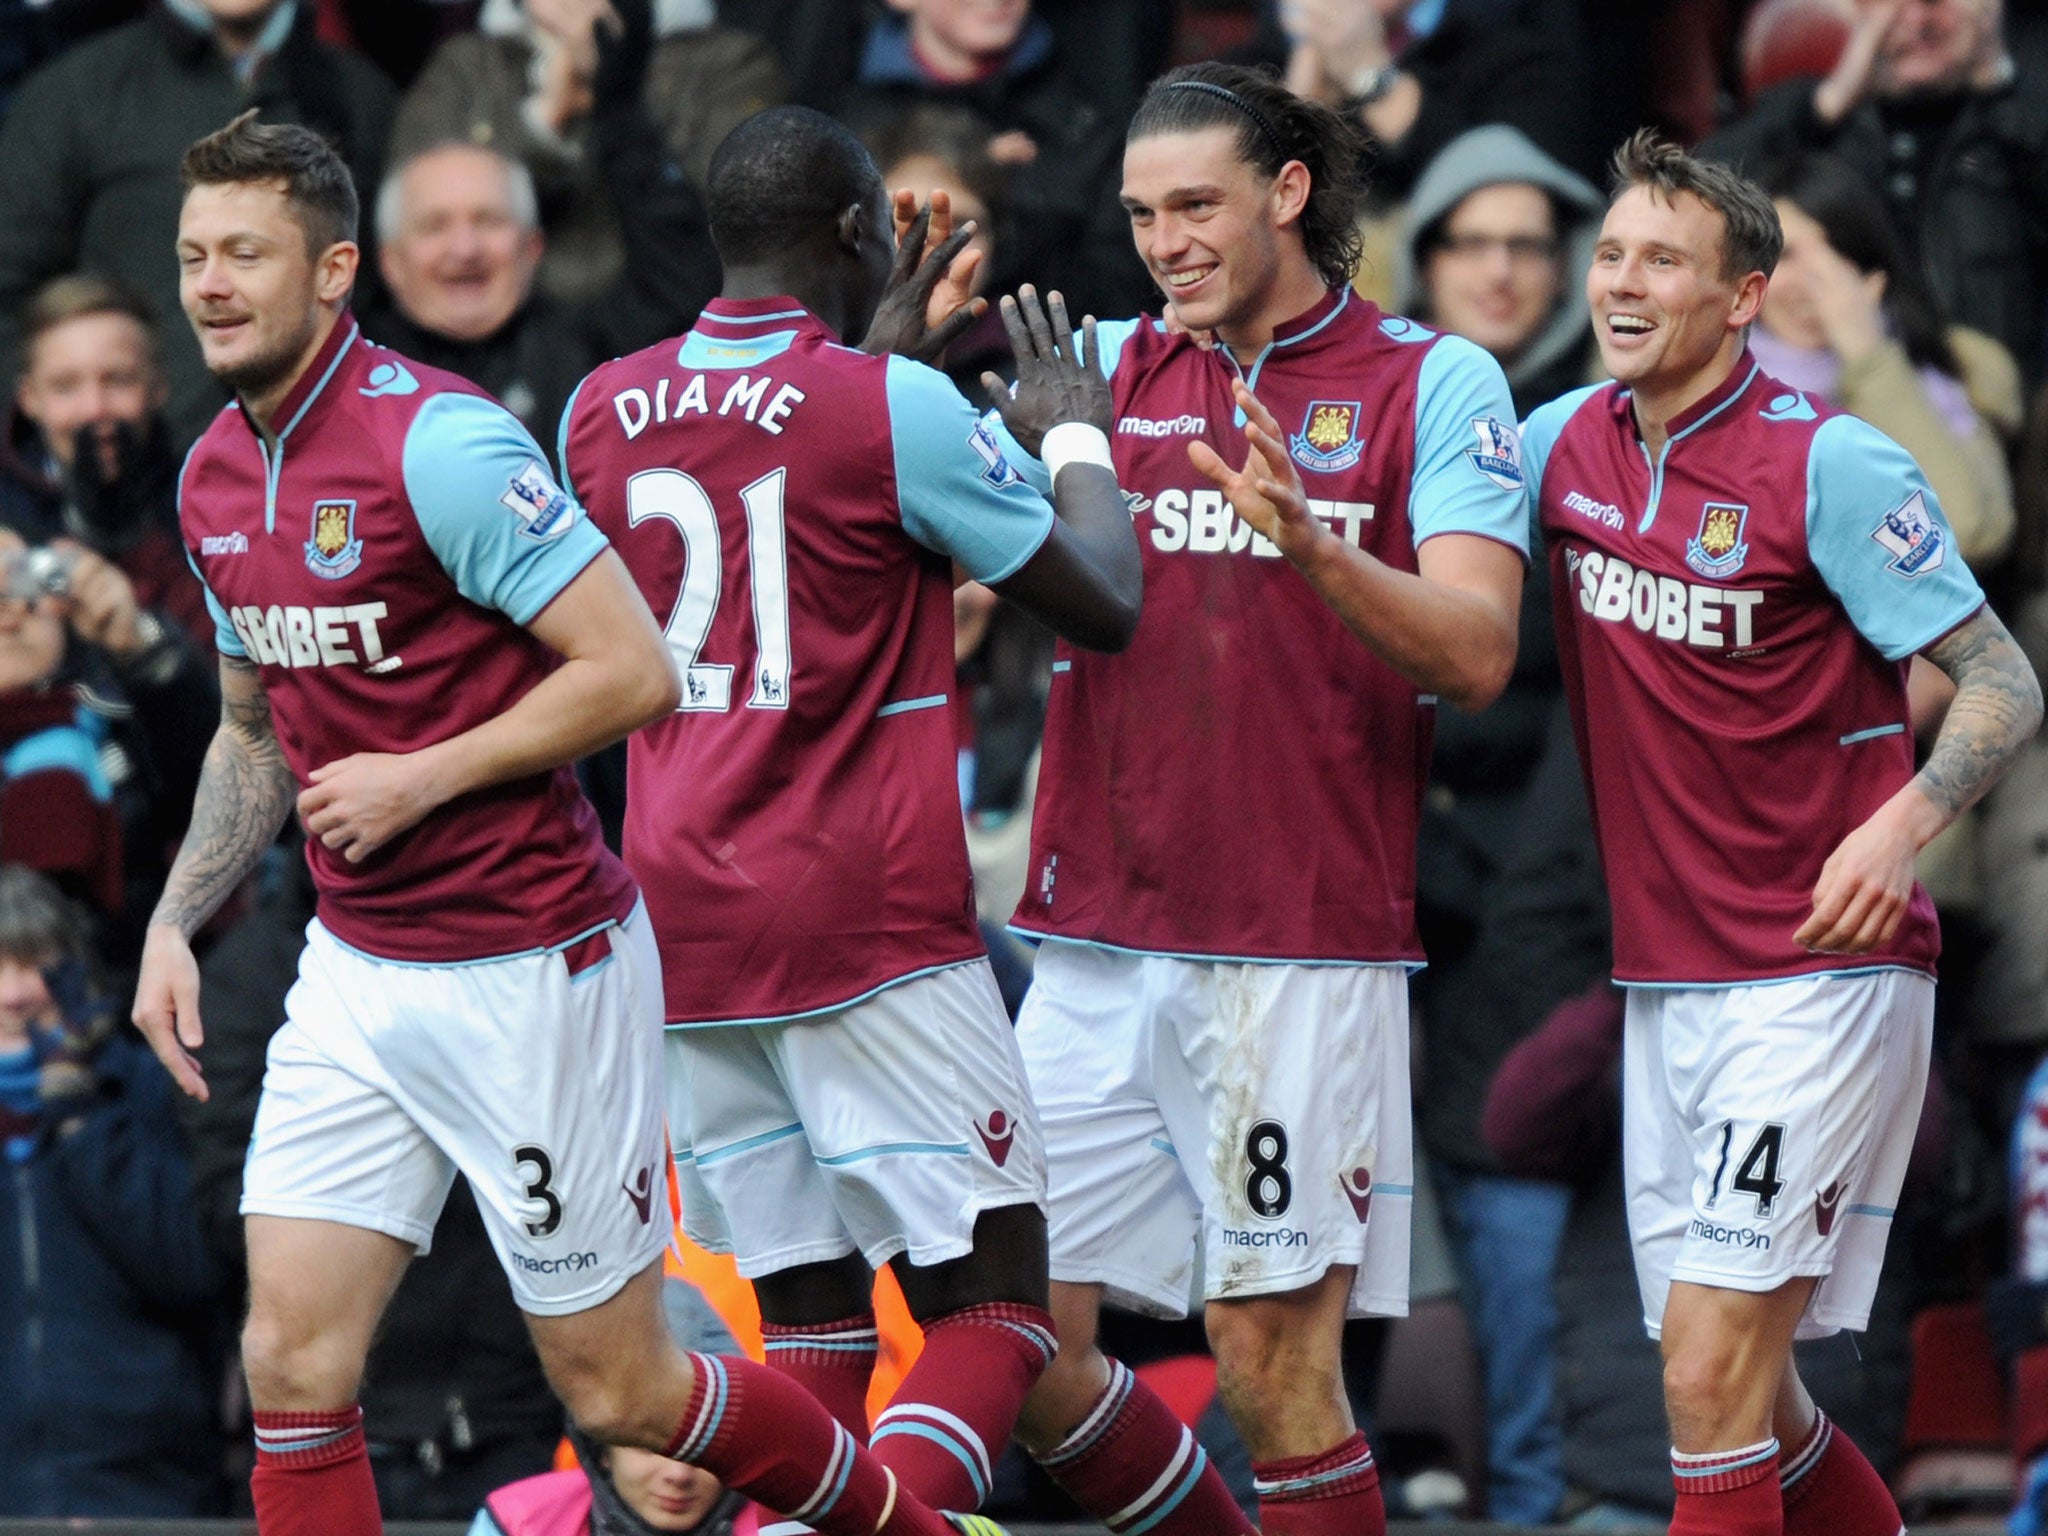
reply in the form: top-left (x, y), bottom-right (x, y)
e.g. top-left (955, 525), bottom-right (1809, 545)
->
top-left (1042, 421), bottom-right (1115, 484)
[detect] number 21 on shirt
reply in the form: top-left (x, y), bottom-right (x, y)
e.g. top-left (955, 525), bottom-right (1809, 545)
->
top-left (627, 466), bottom-right (790, 712)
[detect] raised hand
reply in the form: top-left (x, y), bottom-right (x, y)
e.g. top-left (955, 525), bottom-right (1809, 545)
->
top-left (1187, 380), bottom-right (1320, 563)
top-left (980, 286), bottom-right (1111, 458)
top-left (1814, 0), bottom-right (1907, 126)
top-left (859, 191), bottom-right (986, 363)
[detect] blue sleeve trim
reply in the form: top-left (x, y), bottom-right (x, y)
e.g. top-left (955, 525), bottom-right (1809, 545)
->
top-left (555, 372), bottom-right (590, 494)
top-left (402, 391), bottom-right (612, 625)
top-left (1804, 414), bottom-right (1986, 662)
top-left (185, 546), bottom-right (247, 658)
top-left (884, 356), bottom-right (1055, 583)
top-left (1411, 335), bottom-right (1530, 556)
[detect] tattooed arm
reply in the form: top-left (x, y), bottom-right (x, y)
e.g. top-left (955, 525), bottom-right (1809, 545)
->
top-left (131, 655), bottom-right (298, 1100)
top-left (1796, 606), bottom-right (2043, 954)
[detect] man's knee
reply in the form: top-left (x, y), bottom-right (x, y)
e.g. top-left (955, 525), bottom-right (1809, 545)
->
top-left (241, 1304), bottom-right (366, 1409)
top-left (1659, 1279), bottom-right (1812, 1447)
top-left (1206, 1284), bottom-right (1343, 1382)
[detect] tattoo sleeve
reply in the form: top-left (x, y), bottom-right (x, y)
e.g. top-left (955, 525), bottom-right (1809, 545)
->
top-left (149, 655), bottom-right (298, 938)
top-left (1916, 606), bottom-right (2044, 821)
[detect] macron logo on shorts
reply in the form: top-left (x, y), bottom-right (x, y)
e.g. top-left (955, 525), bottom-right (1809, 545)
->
top-left (976, 1110), bottom-right (1016, 1168)
top-left (1340, 1166), bottom-right (1374, 1224)
top-left (1815, 1180), bottom-right (1845, 1238)
top-left (623, 1162), bottom-right (657, 1225)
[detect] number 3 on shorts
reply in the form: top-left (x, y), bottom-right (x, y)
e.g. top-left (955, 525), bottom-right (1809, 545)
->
top-left (1244, 1118), bottom-right (1293, 1219)
top-left (1708, 1120), bottom-right (1787, 1219)
top-left (514, 1143), bottom-right (564, 1237)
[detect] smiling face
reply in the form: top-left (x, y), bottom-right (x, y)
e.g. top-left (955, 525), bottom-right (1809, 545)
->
top-left (379, 146), bottom-right (542, 343)
top-left (1122, 125), bottom-right (1317, 348)
top-left (178, 179), bottom-right (355, 413)
top-left (1588, 185), bottom-right (1766, 410)
top-left (1423, 182), bottom-right (1565, 363)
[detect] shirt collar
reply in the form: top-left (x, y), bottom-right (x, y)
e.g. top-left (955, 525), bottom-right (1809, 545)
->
top-left (237, 311), bottom-right (360, 446)
top-left (695, 296), bottom-right (840, 345)
top-left (1612, 349), bottom-right (1761, 443)
top-left (1265, 285), bottom-right (1353, 352)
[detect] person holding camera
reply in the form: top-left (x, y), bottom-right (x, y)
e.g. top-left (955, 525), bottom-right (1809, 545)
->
top-left (0, 519), bottom-right (215, 968)
top-left (1, 274), bottom-right (212, 645)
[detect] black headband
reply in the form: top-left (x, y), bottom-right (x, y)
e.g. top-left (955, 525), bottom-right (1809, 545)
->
top-left (1157, 80), bottom-right (1287, 163)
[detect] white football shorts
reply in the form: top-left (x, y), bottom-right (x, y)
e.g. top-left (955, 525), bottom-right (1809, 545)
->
top-left (668, 959), bottom-right (1046, 1276)
top-left (1016, 940), bottom-right (1412, 1320)
top-left (1624, 969), bottom-right (1934, 1340)
top-left (241, 904), bottom-right (670, 1316)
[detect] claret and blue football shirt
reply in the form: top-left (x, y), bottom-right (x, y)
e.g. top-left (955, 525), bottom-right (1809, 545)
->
top-left (1522, 355), bottom-right (1985, 984)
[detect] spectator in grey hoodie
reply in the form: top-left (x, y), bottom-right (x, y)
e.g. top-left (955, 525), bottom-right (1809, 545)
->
top-left (1396, 123), bottom-right (1602, 419)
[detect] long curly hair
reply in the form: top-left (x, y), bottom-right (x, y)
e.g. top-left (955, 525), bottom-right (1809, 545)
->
top-left (1126, 62), bottom-right (1370, 291)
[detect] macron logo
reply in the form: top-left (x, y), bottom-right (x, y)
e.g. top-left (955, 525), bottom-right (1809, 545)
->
top-left (1563, 491), bottom-right (1624, 530)
top-left (200, 532), bottom-right (249, 556)
top-left (1118, 413), bottom-right (1206, 438)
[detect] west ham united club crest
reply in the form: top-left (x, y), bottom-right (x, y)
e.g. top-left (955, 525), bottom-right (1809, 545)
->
top-left (305, 499), bottom-right (362, 579)
top-left (1289, 400), bottom-right (1364, 472)
top-left (1685, 501), bottom-right (1750, 580)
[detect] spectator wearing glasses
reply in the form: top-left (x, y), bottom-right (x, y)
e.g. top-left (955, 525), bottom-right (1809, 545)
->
top-left (1397, 125), bottom-right (1603, 419)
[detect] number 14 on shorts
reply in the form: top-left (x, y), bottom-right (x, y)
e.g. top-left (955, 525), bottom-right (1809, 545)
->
top-left (1706, 1120), bottom-right (1787, 1219)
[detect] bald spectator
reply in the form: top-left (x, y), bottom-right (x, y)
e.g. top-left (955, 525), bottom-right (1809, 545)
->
top-left (0, 276), bottom-right (210, 646)
top-left (1704, 0), bottom-right (2048, 383)
top-left (0, 0), bottom-right (394, 447)
top-left (391, 0), bottom-right (781, 307)
top-left (361, 134), bottom-right (715, 448)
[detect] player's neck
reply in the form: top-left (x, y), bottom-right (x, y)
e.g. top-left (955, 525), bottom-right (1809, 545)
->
top-left (1216, 261), bottom-right (1333, 365)
top-left (240, 307), bottom-right (344, 442)
top-left (1628, 336), bottom-right (1746, 456)
top-left (721, 271), bottom-right (854, 341)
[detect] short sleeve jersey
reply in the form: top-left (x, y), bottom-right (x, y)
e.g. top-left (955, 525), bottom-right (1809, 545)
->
top-left (559, 296), bottom-right (1056, 1025)
top-left (179, 317), bottom-right (637, 964)
top-left (1002, 289), bottom-right (1528, 963)
top-left (1521, 355), bottom-right (1985, 984)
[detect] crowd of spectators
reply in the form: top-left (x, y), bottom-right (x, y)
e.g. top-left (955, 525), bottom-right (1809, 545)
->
top-left (2, 0), bottom-right (2046, 1528)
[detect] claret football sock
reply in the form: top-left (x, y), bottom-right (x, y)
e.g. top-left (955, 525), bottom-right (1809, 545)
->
top-left (666, 1351), bottom-right (955, 1535)
top-left (763, 1313), bottom-right (881, 1438)
top-left (1670, 1438), bottom-right (1782, 1536)
top-left (251, 1404), bottom-right (381, 1536)
top-left (1252, 1429), bottom-right (1387, 1536)
top-left (870, 1301), bottom-right (1057, 1513)
top-left (1034, 1357), bottom-right (1257, 1535)
top-left (1779, 1409), bottom-right (1904, 1535)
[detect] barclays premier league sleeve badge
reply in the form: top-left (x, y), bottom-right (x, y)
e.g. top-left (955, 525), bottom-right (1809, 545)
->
top-left (1464, 415), bottom-right (1523, 490)
top-left (501, 459), bottom-right (578, 541)
top-left (1869, 489), bottom-right (1946, 577)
